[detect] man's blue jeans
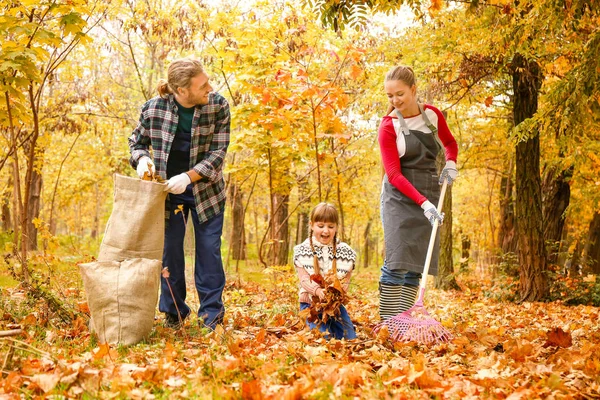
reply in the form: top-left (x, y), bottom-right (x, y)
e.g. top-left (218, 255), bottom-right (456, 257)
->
top-left (159, 186), bottom-right (226, 329)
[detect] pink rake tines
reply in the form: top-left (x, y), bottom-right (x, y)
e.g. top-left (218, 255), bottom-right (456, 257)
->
top-left (373, 180), bottom-right (453, 345)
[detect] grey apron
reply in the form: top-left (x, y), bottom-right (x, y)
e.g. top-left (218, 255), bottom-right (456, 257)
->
top-left (381, 103), bottom-right (442, 275)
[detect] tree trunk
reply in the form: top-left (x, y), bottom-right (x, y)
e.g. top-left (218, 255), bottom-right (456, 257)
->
top-left (569, 239), bottom-right (583, 276)
top-left (296, 212), bottom-right (309, 245)
top-left (1, 175), bottom-right (11, 232)
top-left (272, 192), bottom-right (289, 265)
top-left (295, 178), bottom-right (310, 246)
top-left (6, 91), bottom-right (25, 279)
top-left (582, 212), bottom-right (600, 274)
top-left (460, 230), bottom-right (471, 271)
top-left (230, 183), bottom-right (246, 260)
top-left (556, 219), bottom-right (571, 268)
top-left (512, 54), bottom-right (547, 302)
top-left (362, 220), bottom-right (371, 269)
top-left (26, 169), bottom-right (42, 251)
top-left (91, 182), bottom-right (99, 239)
top-left (11, 161), bottom-right (21, 256)
top-left (331, 138), bottom-right (346, 241)
top-left (436, 184), bottom-right (460, 290)
top-left (542, 164), bottom-right (572, 264)
top-left (498, 158), bottom-right (517, 254)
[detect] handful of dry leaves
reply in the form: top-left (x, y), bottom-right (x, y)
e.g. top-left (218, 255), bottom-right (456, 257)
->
top-left (141, 160), bottom-right (165, 183)
top-left (300, 271), bottom-right (349, 324)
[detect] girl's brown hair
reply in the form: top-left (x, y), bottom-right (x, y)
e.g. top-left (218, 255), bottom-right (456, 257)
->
top-left (384, 65), bottom-right (416, 115)
top-left (310, 202), bottom-right (339, 225)
top-left (308, 203), bottom-right (339, 276)
top-left (157, 58), bottom-right (205, 98)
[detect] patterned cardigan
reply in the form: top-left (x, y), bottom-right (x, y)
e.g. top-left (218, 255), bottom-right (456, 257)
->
top-left (293, 238), bottom-right (356, 304)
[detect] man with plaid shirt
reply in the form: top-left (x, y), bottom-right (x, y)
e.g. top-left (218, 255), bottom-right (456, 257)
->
top-left (128, 58), bottom-right (230, 330)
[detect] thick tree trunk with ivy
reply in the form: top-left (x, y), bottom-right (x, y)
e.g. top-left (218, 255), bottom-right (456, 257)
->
top-left (582, 212), bottom-right (600, 274)
top-left (436, 184), bottom-right (460, 290)
top-left (542, 164), bottom-right (572, 264)
top-left (512, 54), bottom-right (548, 302)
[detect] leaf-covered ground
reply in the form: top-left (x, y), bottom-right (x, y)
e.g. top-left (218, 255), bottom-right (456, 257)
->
top-left (1, 266), bottom-right (600, 399)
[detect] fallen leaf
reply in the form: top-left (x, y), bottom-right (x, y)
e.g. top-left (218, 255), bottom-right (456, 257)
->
top-left (30, 373), bottom-right (60, 393)
top-left (21, 313), bottom-right (37, 326)
top-left (164, 376), bottom-right (186, 387)
top-left (543, 327), bottom-right (572, 348)
top-left (241, 379), bottom-right (263, 400)
top-left (92, 343), bottom-right (115, 361)
top-left (77, 301), bottom-right (90, 314)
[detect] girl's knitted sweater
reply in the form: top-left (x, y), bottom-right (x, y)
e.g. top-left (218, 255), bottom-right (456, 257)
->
top-left (293, 237), bottom-right (356, 304)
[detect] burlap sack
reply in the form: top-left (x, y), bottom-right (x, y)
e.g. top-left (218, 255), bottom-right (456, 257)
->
top-left (79, 258), bottom-right (161, 345)
top-left (98, 174), bottom-right (168, 262)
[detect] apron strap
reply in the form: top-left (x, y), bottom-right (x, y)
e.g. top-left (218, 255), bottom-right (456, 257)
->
top-left (418, 103), bottom-right (437, 134)
top-left (394, 103), bottom-right (438, 136)
top-left (394, 109), bottom-right (411, 136)
top-left (418, 103), bottom-right (444, 150)
top-left (394, 103), bottom-right (443, 150)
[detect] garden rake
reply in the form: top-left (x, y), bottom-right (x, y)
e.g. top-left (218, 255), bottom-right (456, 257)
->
top-left (374, 179), bottom-right (453, 345)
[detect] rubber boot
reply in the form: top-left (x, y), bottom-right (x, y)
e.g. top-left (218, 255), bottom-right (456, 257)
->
top-left (379, 283), bottom-right (402, 321)
top-left (398, 285), bottom-right (419, 314)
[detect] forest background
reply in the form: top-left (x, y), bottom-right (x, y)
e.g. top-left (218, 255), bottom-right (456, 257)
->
top-left (1, 0), bottom-right (599, 398)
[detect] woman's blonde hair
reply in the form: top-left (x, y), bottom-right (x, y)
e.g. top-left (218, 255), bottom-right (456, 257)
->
top-left (157, 58), bottom-right (205, 97)
top-left (385, 65), bottom-right (416, 86)
top-left (308, 203), bottom-right (339, 276)
top-left (384, 65), bottom-right (416, 114)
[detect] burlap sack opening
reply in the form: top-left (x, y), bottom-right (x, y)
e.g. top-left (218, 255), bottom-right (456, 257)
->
top-left (79, 258), bottom-right (161, 345)
top-left (98, 174), bottom-right (168, 262)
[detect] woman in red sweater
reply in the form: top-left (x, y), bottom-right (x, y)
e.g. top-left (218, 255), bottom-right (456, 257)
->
top-left (378, 66), bottom-right (458, 321)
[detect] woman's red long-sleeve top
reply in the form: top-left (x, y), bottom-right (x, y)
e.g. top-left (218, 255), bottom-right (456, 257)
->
top-left (378, 104), bottom-right (458, 206)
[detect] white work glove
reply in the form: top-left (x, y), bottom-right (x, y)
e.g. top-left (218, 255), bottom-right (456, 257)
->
top-left (439, 160), bottom-right (458, 185)
top-left (165, 172), bottom-right (191, 194)
top-left (421, 200), bottom-right (444, 226)
top-left (136, 156), bottom-right (155, 179)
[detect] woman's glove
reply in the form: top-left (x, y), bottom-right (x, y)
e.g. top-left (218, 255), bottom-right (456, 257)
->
top-left (421, 200), bottom-right (444, 226)
top-left (136, 156), bottom-right (155, 179)
top-left (439, 160), bottom-right (458, 185)
top-left (165, 172), bottom-right (192, 194)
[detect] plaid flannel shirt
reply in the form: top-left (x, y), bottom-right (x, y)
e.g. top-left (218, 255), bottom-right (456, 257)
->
top-left (128, 93), bottom-right (230, 223)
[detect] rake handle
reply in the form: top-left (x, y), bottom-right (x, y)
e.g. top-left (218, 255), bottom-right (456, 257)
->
top-left (416, 179), bottom-right (448, 303)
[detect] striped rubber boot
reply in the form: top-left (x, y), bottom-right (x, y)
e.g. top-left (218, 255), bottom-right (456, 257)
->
top-left (379, 283), bottom-right (402, 321)
top-left (398, 285), bottom-right (419, 314)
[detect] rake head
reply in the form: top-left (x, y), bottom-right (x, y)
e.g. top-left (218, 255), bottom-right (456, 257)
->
top-left (374, 303), bottom-right (453, 344)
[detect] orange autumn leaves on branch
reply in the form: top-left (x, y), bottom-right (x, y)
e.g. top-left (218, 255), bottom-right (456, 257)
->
top-left (300, 271), bottom-right (349, 324)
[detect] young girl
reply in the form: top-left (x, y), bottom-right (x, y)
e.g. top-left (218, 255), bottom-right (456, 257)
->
top-left (293, 203), bottom-right (357, 340)
top-left (378, 65), bottom-right (458, 320)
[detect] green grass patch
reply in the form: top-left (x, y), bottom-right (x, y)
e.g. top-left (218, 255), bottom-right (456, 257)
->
top-left (0, 272), bottom-right (18, 288)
